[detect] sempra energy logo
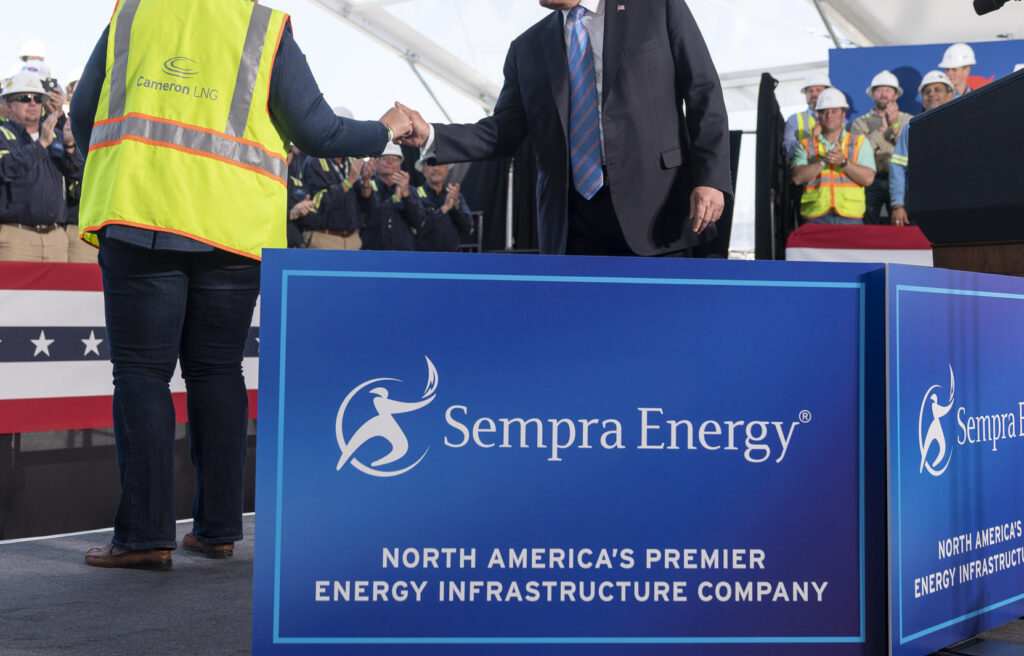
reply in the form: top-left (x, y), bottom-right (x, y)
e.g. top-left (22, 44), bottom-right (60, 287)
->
top-left (333, 358), bottom-right (813, 476)
top-left (917, 363), bottom-right (1024, 478)
top-left (919, 365), bottom-right (955, 477)
top-left (335, 356), bottom-right (438, 477)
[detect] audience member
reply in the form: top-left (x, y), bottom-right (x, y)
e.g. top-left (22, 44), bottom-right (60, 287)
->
top-left (889, 70), bottom-right (955, 227)
top-left (851, 70), bottom-right (913, 224)
top-left (0, 72), bottom-right (81, 261)
top-left (940, 43), bottom-right (976, 98)
top-left (61, 66), bottom-right (95, 263)
top-left (413, 159), bottom-right (473, 252)
top-left (783, 72), bottom-right (831, 162)
top-left (359, 142), bottom-right (421, 251)
top-left (302, 108), bottom-right (366, 251)
top-left (791, 88), bottom-right (876, 225)
top-left (286, 144), bottom-right (312, 248)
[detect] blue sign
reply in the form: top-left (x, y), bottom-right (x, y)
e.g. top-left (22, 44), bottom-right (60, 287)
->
top-left (253, 251), bottom-right (885, 654)
top-left (829, 39), bottom-right (1024, 116)
top-left (888, 264), bottom-right (1024, 656)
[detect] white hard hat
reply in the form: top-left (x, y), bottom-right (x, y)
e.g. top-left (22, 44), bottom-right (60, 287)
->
top-left (866, 70), bottom-right (903, 97)
top-left (66, 66), bottom-right (85, 85)
top-left (19, 38), bottom-right (47, 61)
top-left (939, 43), bottom-right (976, 68)
top-left (332, 105), bottom-right (353, 119)
top-left (815, 87), bottom-right (849, 111)
top-left (2, 71), bottom-right (45, 98)
top-left (918, 70), bottom-right (955, 95)
top-left (381, 141), bottom-right (404, 161)
top-left (800, 72), bottom-right (832, 92)
top-left (1015, 63), bottom-right (1024, 73)
top-left (20, 60), bottom-right (51, 81)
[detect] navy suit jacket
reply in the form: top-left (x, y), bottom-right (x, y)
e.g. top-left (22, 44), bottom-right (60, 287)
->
top-left (432, 0), bottom-right (732, 255)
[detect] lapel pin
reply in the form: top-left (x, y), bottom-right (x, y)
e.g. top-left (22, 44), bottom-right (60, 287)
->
top-left (617, 4), bottom-right (625, 10)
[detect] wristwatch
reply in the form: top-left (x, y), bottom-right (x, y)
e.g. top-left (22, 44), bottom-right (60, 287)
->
top-left (841, 158), bottom-right (848, 167)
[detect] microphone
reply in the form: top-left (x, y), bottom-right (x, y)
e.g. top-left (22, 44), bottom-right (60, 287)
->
top-left (974, 0), bottom-right (1018, 15)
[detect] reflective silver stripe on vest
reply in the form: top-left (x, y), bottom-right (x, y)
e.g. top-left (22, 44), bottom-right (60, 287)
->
top-left (225, 4), bottom-right (273, 138)
top-left (91, 116), bottom-right (286, 182)
top-left (108, 0), bottom-right (143, 119)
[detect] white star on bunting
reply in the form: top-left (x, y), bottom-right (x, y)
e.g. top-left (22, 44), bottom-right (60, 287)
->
top-left (81, 330), bottom-right (103, 356)
top-left (31, 330), bottom-right (55, 357)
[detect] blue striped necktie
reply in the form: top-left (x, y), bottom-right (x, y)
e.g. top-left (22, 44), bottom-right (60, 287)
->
top-left (567, 5), bottom-right (604, 200)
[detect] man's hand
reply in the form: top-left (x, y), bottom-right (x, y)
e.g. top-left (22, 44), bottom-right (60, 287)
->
top-left (394, 102), bottom-right (430, 148)
top-left (38, 110), bottom-right (60, 149)
top-left (884, 101), bottom-right (900, 128)
top-left (360, 158), bottom-right (377, 182)
top-left (347, 157), bottom-right (364, 183)
top-left (379, 105), bottom-right (412, 141)
top-left (689, 186), bottom-right (724, 234)
top-left (442, 183), bottom-right (459, 212)
top-left (62, 117), bottom-right (75, 149)
top-left (289, 195), bottom-right (314, 221)
top-left (823, 146), bottom-right (844, 167)
top-left (891, 206), bottom-right (909, 227)
top-left (394, 170), bottom-right (411, 198)
top-left (45, 88), bottom-right (65, 116)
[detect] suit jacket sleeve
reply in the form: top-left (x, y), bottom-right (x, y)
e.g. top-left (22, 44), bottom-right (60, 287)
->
top-left (432, 43), bottom-right (529, 164)
top-left (668, 0), bottom-right (732, 196)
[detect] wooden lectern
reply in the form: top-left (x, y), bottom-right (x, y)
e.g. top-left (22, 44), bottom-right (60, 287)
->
top-left (907, 68), bottom-right (1024, 276)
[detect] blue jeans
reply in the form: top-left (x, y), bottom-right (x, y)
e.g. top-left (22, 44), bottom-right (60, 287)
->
top-left (98, 236), bottom-right (259, 550)
top-left (863, 176), bottom-right (890, 225)
top-left (805, 211), bottom-right (864, 226)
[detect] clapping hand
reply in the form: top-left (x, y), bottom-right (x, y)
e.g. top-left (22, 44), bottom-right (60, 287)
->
top-left (394, 170), bottom-right (411, 198)
top-left (883, 101), bottom-right (900, 129)
top-left (442, 183), bottom-right (460, 212)
top-left (289, 195), bottom-right (314, 220)
top-left (360, 158), bottom-right (377, 182)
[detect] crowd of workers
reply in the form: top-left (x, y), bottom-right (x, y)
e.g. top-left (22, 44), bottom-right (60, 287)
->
top-left (0, 39), bottom-right (476, 264)
top-left (784, 42), bottom-right (983, 228)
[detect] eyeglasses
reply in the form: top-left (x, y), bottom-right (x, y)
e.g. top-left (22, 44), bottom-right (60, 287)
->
top-left (8, 94), bottom-right (44, 105)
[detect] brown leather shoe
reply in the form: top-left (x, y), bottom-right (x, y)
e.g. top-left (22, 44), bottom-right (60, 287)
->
top-left (84, 543), bottom-right (172, 571)
top-left (183, 532), bottom-right (234, 559)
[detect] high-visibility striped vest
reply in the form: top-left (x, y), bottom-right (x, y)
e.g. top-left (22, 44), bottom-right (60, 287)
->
top-left (79, 0), bottom-right (290, 260)
top-left (795, 110), bottom-right (817, 143)
top-left (800, 130), bottom-right (868, 220)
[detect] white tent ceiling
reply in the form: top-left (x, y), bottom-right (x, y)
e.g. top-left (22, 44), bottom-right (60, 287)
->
top-left (819, 0), bottom-right (1024, 46)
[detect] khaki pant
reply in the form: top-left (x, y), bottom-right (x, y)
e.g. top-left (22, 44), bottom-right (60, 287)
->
top-left (308, 230), bottom-right (362, 251)
top-left (0, 223), bottom-right (69, 262)
top-left (66, 225), bottom-right (99, 263)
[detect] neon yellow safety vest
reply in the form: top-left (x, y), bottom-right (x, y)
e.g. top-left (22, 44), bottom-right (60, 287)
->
top-left (800, 130), bottom-right (868, 220)
top-left (795, 111), bottom-right (817, 143)
top-left (79, 0), bottom-right (290, 260)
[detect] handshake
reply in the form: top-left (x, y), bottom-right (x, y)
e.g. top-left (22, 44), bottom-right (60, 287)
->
top-left (378, 102), bottom-right (430, 148)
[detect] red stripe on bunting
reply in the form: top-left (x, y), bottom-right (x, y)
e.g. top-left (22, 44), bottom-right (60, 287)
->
top-left (786, 224), bottom-right (932, 251)
top-left (0, 262), bottom-right (103, 291)
top-left (0, 391), bottom-right (258, 435)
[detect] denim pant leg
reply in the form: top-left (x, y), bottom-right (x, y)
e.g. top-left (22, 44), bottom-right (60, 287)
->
top-left (179, 251), bottom-right (259, 544)
top-left (98, 238), bottom-right (187, 551)
top-left (863, 177), bottom-right (889, 225)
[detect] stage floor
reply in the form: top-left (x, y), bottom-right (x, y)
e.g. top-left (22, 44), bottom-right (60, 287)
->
top-left (0, 515), bottom-right (254, 656)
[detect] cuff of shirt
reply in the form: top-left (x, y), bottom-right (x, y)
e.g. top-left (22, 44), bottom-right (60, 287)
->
top-left (421, 124), bottom-right (436, 161)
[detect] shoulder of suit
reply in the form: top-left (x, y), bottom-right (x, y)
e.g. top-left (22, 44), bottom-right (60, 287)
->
top-left (517, 10), bottom-right (560, 44)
